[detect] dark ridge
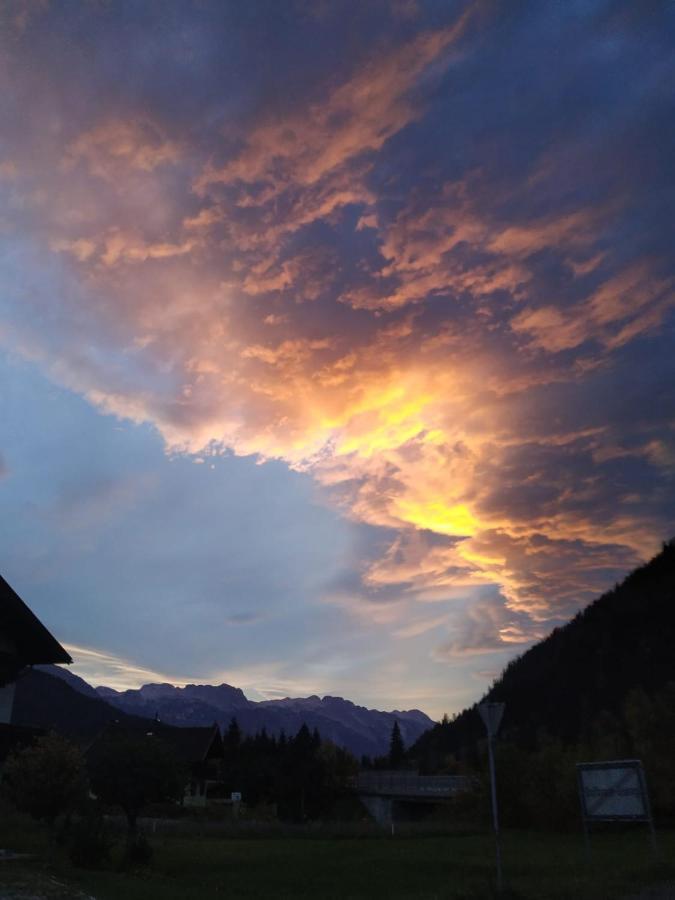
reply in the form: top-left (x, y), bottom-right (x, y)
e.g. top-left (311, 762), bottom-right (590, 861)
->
top-left (12, 668), bottom-right (153, 743)
top-left (410, 539), bottom-right (675, 769)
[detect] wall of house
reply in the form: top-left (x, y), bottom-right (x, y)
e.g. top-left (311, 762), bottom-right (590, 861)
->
top-left (0, 682), bottom-right (16, 724)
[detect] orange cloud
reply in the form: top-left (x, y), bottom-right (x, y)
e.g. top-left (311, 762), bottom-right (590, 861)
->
top-left (195, 21), bottom-right (469, 195)
top-left (2, 6), bottom-right (672, 658)
top-left (344, 183), bottom-right (602, 311)
top-left (65, 119), bottom-right (180, 180)
top-left (513, 263), bottom-right (674, 352)
top-left (51, 231), bottom-right (197, 266)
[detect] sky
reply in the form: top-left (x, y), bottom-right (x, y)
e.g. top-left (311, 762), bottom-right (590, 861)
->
top-left (1, 0), bottom-right (674, 719)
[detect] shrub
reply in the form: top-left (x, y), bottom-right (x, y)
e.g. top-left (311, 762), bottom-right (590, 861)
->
top-left (68, 814), bottom-right (111, 869)
top-left (124, 832), bottom-right (153, 867)
top-left (3, 732), bottom-right (88, 827)
top-left (88, 732), bottom-right (185, 837)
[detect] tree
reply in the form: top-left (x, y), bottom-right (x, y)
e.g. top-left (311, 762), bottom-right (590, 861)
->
top-left (625, 683), bottom-right (675, 814)
top-left (88, 733), bottom-right (185, 839)
top-left (224, 717), bottom-right (241, 755)
top-left (293, 724), bottom-right (314, 760)
top-left (275, 724), bottom-right (326, 821)
top-left (388, 721), bottom-right (405, 768)
top-left (3, 732), bottom-right (87, 827)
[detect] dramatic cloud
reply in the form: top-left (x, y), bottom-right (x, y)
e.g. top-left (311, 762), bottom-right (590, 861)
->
top-left (65, 119), bottom-right (181, 181)
top-left (432, 594), bottom-right (545, 660)
top-left (1, 0), bottom-right (674, 705)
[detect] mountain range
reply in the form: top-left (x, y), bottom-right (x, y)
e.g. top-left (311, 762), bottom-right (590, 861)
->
top-left (17, 666), bottom-right (433, 758)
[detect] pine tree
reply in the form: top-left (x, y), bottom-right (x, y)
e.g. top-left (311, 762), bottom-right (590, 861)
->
top-left (293, 724), bottom-right (313, 759)
top-left (225, 717), bottom-right (241, 753)
top-left (388, 720), bottom-right (405, 768)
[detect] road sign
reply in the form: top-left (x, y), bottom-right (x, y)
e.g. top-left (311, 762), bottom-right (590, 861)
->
top-left (577, 760), bottom-right (650, 821)
top-left (478, 702), bottom-right (504, 739)
top-left (576, 760), bottom-right (656, 856)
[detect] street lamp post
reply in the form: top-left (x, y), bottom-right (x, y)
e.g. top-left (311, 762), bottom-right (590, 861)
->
top-left (478, 702), bottom-right (505, 894)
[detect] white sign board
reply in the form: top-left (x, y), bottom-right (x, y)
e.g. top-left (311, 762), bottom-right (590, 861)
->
top-left (577, 760), bottom-right (650, 821)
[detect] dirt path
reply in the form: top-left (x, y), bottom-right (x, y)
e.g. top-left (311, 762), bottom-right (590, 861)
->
top-left (0, 869), bottom-right (96, 900)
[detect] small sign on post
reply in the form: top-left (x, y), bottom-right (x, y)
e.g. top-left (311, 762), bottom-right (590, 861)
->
top-left (478, 702), bottom-right (505, 894)
top-left (576, 760), bottom-right (656, 856)
top-left (231, 790), bottom-right (242, 819)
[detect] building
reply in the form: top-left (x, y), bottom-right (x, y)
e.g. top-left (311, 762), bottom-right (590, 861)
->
top-left (87, 721), bottom-right (225, 807)
top-left (0, 575), bottom-right (71, 724)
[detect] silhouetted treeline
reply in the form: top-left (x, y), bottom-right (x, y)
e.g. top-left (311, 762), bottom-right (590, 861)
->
top-left (408, 539), bottom-right (675, 824)
top-left (220, 720), bottom-right (358, 821)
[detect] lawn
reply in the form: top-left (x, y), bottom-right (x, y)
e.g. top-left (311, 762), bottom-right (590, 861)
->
top-left (0, 814), bottom-right (673, 899)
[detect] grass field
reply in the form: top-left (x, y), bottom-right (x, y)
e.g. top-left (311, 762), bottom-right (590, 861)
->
top-left (1, 813), bottom-right (673, 899)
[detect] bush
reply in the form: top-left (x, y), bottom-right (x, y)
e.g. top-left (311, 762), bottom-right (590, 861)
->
top-left (492, 737), bottom-right (579, 830)
top-left (124, 832), bottom-right (153, 867)
top-left (88, 732), bottom-right (185, 836)
top-left (3, 732), bottom-right (88, 827)
top-left (68, 815), bottom-right (111, 869)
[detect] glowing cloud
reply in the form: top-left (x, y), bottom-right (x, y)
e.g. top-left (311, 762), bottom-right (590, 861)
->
top-left (1, 0), bottom-right (674, 671)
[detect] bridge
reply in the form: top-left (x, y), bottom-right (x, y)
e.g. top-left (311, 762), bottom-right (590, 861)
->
top-left (348, 772), bottom-right (475, 827)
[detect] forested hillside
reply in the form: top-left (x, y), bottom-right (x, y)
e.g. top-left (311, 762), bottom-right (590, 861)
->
top-left (411, 539), bottom-right (675, 772)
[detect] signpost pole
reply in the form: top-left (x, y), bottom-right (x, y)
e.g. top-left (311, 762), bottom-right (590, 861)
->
top-left (479, 702), bottom-right (505, 896)
top-left (487, 730), bottom-right (502, 893)
top-left (576, 765), bottom-right (591, 861)
top-left (638, 765), bottom-right (658, 857)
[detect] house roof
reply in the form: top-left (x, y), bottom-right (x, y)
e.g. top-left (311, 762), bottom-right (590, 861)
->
top-left (150, 723), bottom-right (224, 763)
top-left (89, 721), bottom-right (224, 764)
top-left (0, 575), bottom-right (72, 667)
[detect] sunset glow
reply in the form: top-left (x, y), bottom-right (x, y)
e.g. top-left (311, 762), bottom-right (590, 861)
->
top-left (1, 1), bottom-right (674, 716)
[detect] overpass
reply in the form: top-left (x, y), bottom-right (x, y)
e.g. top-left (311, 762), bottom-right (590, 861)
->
top-left (349, 772), bottom-right (475, 827)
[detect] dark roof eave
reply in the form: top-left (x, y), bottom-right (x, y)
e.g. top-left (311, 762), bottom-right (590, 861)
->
top-left (0, 576), bottom-right (72, 666)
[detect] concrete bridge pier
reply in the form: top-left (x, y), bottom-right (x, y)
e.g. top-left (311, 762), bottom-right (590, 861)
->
top-left (359, 794), bottom-right (394, 827)
top-left (352, 772), bottom-right (474, 828)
